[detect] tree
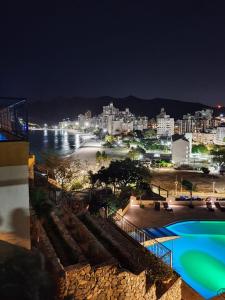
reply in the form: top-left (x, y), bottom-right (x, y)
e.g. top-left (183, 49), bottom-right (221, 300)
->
top-left (143, 128), bottom-right (157, 138)
top-left (181, 179), bottom-right (195, 207)
top-left (134, 181), bottom-right (148, 205)
top-left (104, 135), bottom-right (116, 147)
top-left (96, 151), bottom-right (109, 166)
top-left (30, 188), bottom-right (52, 219)
top-left (96, 151), bottom-right (101, 164)
top-left (211, 147), bottom-right (225, 172)
top-left (41, 153), bottom-right (81, 190)
top-left (128, 147), bottom-right (145, 160)
top-left (192, 144), bottom-right (209, 154)
top-left (30, 188), bottom-right (53, 243)
top-left (89, 158), bottom-right (151, 194)
top-left (201, 167), bottom-right (210, 175)
top-left (133, 130), bottom-right (143, 139)
top-left (158, 159), bottom-right (173, 168)
top-left (141, 140), bottom-right (169, 152)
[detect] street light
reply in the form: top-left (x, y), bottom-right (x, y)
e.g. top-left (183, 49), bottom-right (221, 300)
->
top-left (212, 181), bottom-right (215, 194)
top-left (175, 177), bottom-right (178, 196)
top-left (180, 177), bottom-right (183, 193)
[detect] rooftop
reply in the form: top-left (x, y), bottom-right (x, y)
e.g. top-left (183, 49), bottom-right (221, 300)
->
top-left (172, 134), bottom-right (188, 142)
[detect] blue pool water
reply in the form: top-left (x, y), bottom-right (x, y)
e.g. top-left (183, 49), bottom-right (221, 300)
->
top-left (0, 132), bottom-right (7, 141)
top-left (150, 221), bottom-right (225, 299)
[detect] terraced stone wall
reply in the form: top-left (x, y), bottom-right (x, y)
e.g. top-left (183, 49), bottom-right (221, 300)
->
top-left (35, 215), bottom-right (182, 300)
top-left (63, 264), bottom-right (156, 300)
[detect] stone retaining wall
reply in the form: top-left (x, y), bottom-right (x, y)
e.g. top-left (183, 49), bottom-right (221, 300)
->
top-left (37, 221), bottom-right (64, 274)
top-left (61, 210), bottom-right (116, 266)
top-left (50, 211), bottom-right (86, 264)
top-left (35, 213), bottom-right (182, 300)
top-left (159, 277), bottom-right (182, 300)
top-left (63, 263), bottom-right (157, 300)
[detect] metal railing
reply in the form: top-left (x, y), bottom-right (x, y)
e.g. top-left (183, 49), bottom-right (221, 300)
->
top-left (108, 210), bottom-right (172, 267)
top-left (0, 97), bottom-right (28, 140)
top-left (150, 183), bottom-right (169, 198)
top-left (217, 288), bottom-right (225, 298)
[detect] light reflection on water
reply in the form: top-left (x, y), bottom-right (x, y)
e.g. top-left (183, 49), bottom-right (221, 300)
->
top-left (29, 130), bottom-right (82, 162)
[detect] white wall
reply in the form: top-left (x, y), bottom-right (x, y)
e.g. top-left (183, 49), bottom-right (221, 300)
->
top-left (215, 127), bottom-right (225, 145)
top-left (0, 165), bottom-right (29, 237)
top-left (172, 139), bottom-right (190, 165)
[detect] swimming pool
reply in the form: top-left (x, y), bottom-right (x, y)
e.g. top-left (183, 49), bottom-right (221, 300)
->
top-left (149, 221), bottom-right (225, 299)
top-left (0, 132), bottom-right (7, 141)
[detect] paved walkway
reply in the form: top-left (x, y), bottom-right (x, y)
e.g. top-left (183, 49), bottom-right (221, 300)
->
top-left (124, 204), bottom-right (225, 229)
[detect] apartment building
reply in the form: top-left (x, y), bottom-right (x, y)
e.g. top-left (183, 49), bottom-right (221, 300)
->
top-left (156, 108), bottom-right (174, 137)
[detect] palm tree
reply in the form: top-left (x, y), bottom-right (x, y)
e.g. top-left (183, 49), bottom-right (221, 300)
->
top-left (135, 181), bottom-right (146, 206)
top-left (181, 179), bottom-right (194, 207)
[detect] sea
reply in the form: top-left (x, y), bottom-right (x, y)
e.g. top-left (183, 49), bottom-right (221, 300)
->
top-left (29, 129), bottom-right (82, 162)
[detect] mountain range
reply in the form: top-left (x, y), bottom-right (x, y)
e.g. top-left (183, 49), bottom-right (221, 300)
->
top-left (28, 96), bottom-right (222, 124)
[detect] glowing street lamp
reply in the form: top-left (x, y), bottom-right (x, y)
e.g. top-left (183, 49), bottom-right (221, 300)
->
top-left (175, 176), bottom-right (178, 196)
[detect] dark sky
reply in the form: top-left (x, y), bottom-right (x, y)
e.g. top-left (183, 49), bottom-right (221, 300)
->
top-left (1, 1), bottom-right (225, 105)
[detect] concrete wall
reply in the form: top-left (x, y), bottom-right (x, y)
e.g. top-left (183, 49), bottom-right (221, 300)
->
top-left (0, 141), bottom-right (29, 166)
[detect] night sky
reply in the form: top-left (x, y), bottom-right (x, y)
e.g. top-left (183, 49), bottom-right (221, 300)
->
top-left (1, 1), bottom-right (225, 105)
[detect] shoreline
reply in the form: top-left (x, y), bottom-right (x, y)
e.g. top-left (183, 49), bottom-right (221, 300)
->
top-left (70, 138), bottom-right (129, 170)
top-left (30, 130), bottom-right (129, 167)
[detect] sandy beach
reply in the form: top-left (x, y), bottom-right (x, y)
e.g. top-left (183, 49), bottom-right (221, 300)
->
top-left (70, 138), bottom-right (129, 171)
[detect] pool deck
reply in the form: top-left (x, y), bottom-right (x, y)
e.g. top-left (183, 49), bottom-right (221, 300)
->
top-left (124, 204), bottom-right (225, 229)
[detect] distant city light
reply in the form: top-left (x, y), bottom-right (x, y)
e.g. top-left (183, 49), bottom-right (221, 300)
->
top-left (43, 129), bottom-right (48, 136)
